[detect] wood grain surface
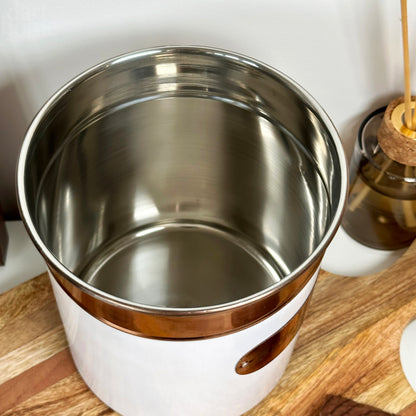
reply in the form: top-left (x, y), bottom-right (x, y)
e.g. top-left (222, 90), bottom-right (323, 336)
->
top-left (1, 242), bottom-right (416, 415)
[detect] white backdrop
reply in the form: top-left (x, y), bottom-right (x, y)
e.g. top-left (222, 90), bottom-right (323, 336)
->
top-left (2, 0), bottom-right (416, 217)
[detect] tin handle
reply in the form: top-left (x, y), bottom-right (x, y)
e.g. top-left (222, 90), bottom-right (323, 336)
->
top-left (235, 301), bottom-right (308, 375)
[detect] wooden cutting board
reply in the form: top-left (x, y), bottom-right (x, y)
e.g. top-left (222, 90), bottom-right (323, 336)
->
top-left (1, 242), bottom-right (416, 416)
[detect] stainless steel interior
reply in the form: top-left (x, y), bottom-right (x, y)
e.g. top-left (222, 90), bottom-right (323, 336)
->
top-left (18, 47), bottom-right (346, 309)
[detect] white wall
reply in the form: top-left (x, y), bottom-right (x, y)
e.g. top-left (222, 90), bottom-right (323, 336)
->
top-left (2, 0), bottom-right (416, 217)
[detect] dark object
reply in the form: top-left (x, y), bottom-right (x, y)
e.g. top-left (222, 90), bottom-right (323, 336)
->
top-left (342, 107), bottom-right (416, 250)
top-left (0, 202), bottom-right (8, 265)
top-left (318, 395), bottom-right (397, 416)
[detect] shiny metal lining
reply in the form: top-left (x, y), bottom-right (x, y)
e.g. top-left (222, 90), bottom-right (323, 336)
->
top-left (17, 47), bottom-right (347, 338)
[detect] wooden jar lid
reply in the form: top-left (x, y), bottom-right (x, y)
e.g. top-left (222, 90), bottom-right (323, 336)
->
top-left (378, 96), bottom-right (416, 166)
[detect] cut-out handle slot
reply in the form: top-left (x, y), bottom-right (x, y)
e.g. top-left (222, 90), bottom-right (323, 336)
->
top-left (235, 301), bottom-right (308, 375)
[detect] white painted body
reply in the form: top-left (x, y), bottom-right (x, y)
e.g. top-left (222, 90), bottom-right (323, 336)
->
top-left (49, 268), bottom-right (319, 416)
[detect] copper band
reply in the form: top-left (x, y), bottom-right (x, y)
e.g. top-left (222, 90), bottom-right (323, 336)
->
top-left (49, 258), bottom-right (320, 340)
top-left (235, 298), bottom-right (309, 375)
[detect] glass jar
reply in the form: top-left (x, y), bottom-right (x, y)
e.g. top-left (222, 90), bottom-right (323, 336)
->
top-left (342, 107), bottom-right (416, 250)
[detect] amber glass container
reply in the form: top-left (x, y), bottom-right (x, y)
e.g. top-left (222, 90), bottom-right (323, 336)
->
top-left (343, 107), bottom-right (416, 250)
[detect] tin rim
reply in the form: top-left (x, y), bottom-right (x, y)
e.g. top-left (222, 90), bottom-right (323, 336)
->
top-left (17, 46), bottom-right (348, 326)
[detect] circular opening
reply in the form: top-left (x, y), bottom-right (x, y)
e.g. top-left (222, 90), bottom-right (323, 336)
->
top-left (17, 47), bottom-right (347, 311)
